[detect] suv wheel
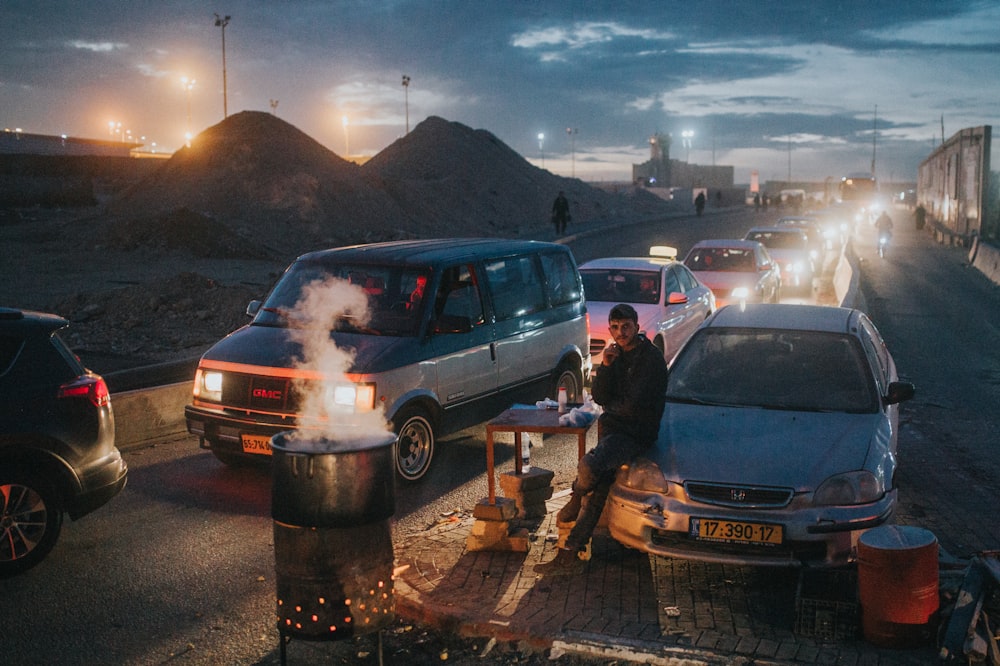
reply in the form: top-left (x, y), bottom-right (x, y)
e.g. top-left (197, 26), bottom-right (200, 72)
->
top-left (0, 471), bottom-right (64, 577)
top-left (393, 407), bottom-right (435, 482)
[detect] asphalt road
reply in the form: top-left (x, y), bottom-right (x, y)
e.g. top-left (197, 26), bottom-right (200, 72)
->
top-left (4, 206), bottom-right (998, 665)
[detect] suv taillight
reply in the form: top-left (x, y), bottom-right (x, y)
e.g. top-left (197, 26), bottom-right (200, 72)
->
top-left (58, 375), bottom-right (111, 408)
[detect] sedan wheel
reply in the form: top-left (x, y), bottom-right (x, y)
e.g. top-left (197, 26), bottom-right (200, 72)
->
top-left (0, 472), bottom-right (63, 577)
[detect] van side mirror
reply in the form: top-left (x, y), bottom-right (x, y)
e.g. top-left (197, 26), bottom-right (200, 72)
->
top-left (884, 381), bottom-right (915, 405)
top-left (432, 314), bottom-right (473, 334)
top-left (246, 300), bottom-right (262, 317)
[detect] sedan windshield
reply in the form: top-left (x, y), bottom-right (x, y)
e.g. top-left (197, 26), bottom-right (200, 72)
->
top-left (667, 328), bottom-right (879, 412)
top-left (685, 248), bottom-right (755, 272)
top-left (581, 269), bottom-right (660, 304)
top-left (253, 261), bottom-right (431, 336)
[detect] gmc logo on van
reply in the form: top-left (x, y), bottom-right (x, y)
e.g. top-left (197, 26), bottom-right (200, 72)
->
top-left (252, 388), bottom-right (283, 401)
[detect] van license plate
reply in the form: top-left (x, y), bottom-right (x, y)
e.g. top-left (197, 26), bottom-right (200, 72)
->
top-left (241, 434), bottom-right (274, 455)
top-left (691, 518), bottom-right (783, 545)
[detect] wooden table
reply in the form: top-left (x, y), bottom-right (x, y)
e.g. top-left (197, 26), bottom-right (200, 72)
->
top-left (484, 407), bottom-right (593, 505)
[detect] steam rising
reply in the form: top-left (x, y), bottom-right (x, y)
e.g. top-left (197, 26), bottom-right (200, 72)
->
top-left (286, 277), bottom-right (390, 442)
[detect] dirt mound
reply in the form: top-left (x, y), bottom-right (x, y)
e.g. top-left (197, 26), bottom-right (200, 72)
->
top-left (108, 111), bottom-right (409, 256)
top-left (105, 207), bottom-right (272, 259)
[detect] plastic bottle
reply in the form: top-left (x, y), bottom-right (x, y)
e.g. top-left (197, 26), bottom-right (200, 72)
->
top-left (520, 433), bottom-right (531, 472)
top-left (557, 386), bottom-right (568, 413)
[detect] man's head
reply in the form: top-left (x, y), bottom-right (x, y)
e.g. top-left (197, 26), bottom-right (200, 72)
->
top-left (608, 303), bottom-right (640, 350)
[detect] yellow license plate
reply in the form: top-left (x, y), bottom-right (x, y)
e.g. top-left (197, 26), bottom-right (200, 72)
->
top-left (691, 518), bottom-right (783, 546)
top-left (241, 434), bottom-right (274, 455)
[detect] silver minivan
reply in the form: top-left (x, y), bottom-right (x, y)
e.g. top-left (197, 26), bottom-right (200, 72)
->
top-left (185, 239), bottom-right (591, 481)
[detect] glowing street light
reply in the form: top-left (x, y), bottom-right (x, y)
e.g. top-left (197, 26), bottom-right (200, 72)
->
top-left (213, 13), bottom-right (231, 118)
top-left (681, 130), bottom-right (694, 162)
top-left (537, 133), bottom-right (545, 167)
top-left (401, 75), bottom-right (411, 135)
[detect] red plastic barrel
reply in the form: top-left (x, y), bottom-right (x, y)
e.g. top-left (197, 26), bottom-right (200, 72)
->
top-left (857, 525), bottom-right (939, 648)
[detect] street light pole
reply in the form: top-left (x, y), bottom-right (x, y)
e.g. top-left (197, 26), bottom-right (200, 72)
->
top-left (538, 133), bottom-right (545, 168)
top-left (566, 127), bottom-right (577, 178)
top-left (342, 115), bottom-right (350, 157)
top-left (401, 75), bottom-right (410, 135)
top-left (214, 13), bottom-right (231, 118)
top-left (181, 76), bottom-right (195, 138)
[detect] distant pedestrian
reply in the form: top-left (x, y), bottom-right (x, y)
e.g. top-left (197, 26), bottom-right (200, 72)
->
top-left (551, 191), bottom-right (570, 235)
top-left (914, 204), bottom-right (926, 230)
top-left (753, 192), bottom-right (761, 212)
top-left (694, 191), bottom-right (706, 217)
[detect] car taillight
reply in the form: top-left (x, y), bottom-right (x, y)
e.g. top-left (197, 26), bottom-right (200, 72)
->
top-left (58, 375), bottom-right (111, 407)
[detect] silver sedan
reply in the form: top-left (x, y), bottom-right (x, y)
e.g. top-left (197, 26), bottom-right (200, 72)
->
top-left (607, 303), bottom-right (915, 568)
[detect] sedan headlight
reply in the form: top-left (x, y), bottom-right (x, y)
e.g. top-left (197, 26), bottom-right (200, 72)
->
top-left (814, 471), bottom-right (884, 505)
top-left (618, 458), bottom-right (672, 493)
top-left (194, 368), bottom-right (224, 402)
top-left (730, 286), bottom-right (750, 300)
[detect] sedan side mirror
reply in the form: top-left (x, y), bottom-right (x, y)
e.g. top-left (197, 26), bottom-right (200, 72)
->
top-left (667, 292), bottom-right (689, 305)
top-left (884, 381), bottom-right (915, 405)
top-left (759, 263), bottom-right (772, 272)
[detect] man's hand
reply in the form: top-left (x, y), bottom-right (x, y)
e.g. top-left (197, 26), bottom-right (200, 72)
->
top-left (603, 343), bottom-right (621, 366)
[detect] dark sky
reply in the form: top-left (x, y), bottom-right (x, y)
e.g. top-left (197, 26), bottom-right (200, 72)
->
top-left (3, 1), bottom-right (998, 183)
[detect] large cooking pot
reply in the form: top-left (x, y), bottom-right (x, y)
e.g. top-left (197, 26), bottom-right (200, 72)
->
top-left (271, 430), bottom-right (396, 528)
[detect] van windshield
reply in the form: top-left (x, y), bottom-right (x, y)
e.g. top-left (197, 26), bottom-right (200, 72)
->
top-left (254, 261), bottom-right (431, 337)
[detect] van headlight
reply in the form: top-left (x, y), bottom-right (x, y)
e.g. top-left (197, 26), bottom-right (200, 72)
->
top-left (194, 368), bottom-right (223, 402)
top-left (814, 471), bottom-right (884, 505)
top-left (324, 382), bottom-right (377, 412)
top-left (731, 286), bottom-right (749, 300)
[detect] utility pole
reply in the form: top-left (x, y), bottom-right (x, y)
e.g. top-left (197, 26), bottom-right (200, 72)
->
top-left (214, 13), bottom-right (231, 118)
top-left (566, 127), bottom-right (578, 178)
top-left (402, 75), bottom-right (411, 135)
top-left (871, 104), bottom-right (877, 176)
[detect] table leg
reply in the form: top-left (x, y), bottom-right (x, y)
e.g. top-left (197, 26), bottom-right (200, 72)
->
top-left (486, 430), bottom-right (496, 504)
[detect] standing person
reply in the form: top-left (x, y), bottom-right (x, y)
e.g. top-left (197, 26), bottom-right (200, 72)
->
top-left (694, 191), bottom-right (706, 216)
top-left (914, 204), bottom-right (926, 230)
top-left (551, 191), bottom-right (570, 235)
top-left (535, 303), bottom-right (669, 575)
top-left (753, 192), bottom-right (761, 213)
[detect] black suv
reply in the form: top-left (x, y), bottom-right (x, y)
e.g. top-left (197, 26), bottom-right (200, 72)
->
top-left (0, 307), bottom-right (127, 576)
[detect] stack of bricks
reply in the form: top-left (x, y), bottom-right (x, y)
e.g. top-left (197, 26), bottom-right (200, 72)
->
top-left (465, 497), bottom-right (529, 552)
top-left (499, 467), bottom-right (555, 519)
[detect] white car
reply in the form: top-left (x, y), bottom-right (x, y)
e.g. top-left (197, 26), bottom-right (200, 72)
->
top-left (579, 246), bottom-right (716, 364)
top-left (607, 304), bottom-right (915, 568)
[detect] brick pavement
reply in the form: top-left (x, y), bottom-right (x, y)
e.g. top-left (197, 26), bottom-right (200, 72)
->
top-left (393, 492), bottom-right (940, 665)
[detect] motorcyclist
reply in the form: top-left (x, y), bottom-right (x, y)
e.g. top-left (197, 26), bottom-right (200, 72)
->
top-left (875, 210), bottom-right (894, 255)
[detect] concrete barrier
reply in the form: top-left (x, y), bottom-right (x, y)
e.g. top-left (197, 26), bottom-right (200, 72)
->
top-left (112, 382), bottom-right (192, 451)
top-left (971, 238), bottom-right (1000, 286)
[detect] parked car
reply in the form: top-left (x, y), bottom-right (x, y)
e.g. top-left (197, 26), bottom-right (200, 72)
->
top-left (578, 246), bottom-right (715, 365)
top-left (682, 239), bottom-right (781, 308)
top-left (743, 226), bottom-right (815, 295)
top-left (185, 239), bottom-right (590, 481)
top-left (606, 304), bottom-right (915, 568)
top-left (0, 307), bottom-right (127, 577)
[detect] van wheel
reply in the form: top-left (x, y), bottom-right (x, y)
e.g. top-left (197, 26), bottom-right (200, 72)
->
top-left (393, 408), bottom-right (435, 482)
top-left (553, 363), bottom-right (583, 403)
top-left (0, 470), bottom-right (64, 578)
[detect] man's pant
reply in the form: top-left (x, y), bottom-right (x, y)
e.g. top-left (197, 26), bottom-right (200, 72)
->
top-left (564, 430), bottom-right (647, 552)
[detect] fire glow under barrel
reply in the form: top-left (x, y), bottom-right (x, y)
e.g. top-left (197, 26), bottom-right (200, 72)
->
top-left (271, 430), bottom-right (397, 662)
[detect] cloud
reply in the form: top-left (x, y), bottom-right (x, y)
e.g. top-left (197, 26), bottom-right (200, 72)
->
top-left (67, 40), bottom-right (127, 53)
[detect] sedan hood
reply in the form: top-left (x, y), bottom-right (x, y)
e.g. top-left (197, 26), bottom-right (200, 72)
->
top-left (690, 272), bottom-right (757, 291)
top-left (651, 403), bottom-right (887, 490)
